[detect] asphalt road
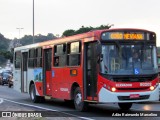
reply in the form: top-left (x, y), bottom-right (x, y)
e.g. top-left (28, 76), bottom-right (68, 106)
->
top-left (0, 85), bottom-right (160, 120)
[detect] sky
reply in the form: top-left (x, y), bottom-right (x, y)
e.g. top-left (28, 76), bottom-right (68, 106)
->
top-left (0, 0), bottom-right (160, 46)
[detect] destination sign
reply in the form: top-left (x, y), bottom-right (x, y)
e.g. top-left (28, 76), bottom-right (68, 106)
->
top-left (110, 33), bottom-right (144, 40)
top-left (102, 32), bottom-right (145, 40)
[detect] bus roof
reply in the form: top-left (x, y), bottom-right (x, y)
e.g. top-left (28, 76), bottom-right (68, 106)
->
top-left (14, 28), bottom-right (155, 51)
top-left (14, 29), bottom-right (102, 51)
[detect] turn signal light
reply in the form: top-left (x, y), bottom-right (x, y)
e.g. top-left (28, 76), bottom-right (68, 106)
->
top-left (111, 87), bottom-right (116, 92)
top-left (70, 69), bottom-right (77, 76)
top-left (150, 86), bottom-right (154, 91)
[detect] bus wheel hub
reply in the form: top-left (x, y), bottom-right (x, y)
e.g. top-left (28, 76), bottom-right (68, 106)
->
top-left (75, 93), bottom-right (82, 105)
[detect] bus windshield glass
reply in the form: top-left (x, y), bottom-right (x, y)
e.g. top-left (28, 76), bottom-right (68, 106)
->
top-left (100, 43), bottom-right (158, 75)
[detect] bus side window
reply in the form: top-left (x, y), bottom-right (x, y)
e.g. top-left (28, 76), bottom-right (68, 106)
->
top-left (54, 44), bottom-right (66, 67)
top-left (15, 51), bottom-right (21, 68)
top-left (67, 41), bottom-right (81, 66)
top-left (54, 57), bottom-right (59, 66)
top-left (35, 47), bottom-right (42, 67)
top-left (28, 49), bottom-right (35, 68)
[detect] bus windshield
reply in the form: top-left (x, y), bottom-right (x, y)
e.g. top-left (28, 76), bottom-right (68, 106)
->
top-left (100, 43), bottom-right (158, 75)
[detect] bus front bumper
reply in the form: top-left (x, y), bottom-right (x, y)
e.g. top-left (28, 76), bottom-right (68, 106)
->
top-left (98, 86), bottom-right (159, 103)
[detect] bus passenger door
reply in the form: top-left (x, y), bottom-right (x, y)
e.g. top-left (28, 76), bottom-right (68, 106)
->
top-left (43, 48), bottom-right (52, 96)
top-left (84, 42), bottom-right (98, 101)
top-left (21, 52), bottom-right (28, 93)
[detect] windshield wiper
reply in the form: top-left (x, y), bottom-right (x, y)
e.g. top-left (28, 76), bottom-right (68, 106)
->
top-left (115, 41), bottom-right (120, 50)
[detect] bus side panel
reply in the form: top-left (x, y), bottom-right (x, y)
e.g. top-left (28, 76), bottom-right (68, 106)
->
top-left (33, 68), bottom-right (43, 96)
top-left (45, 71), bottom-right (52, 95)
top-left (34, 82), bottom-right (43, 96)
top-left (27, 68), bottom-right (40, 96)
top-left (52, 67), bottom-right (83, 100)
top-left (51, 68), bottom-right (61, 98)
top-left (61, 67), bottom-right (72, 99)
top-left (51, 83), bottom-right (58, 98)
top-left (64, 66), bottom-right (83, 100)
top-left (13, 69), bottom-right (21, 92)
top-left (51, 68), bottom-right (70, 99)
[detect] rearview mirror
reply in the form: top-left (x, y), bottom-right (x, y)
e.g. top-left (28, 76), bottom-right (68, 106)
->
top-left (96, 40), bottom-right (102, 56)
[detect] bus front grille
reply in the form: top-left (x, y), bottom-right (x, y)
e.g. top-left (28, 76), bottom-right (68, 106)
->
top-left (118, 95), bottom-right (150, 101)
top-left (117, 87), bottom-right (149, 91)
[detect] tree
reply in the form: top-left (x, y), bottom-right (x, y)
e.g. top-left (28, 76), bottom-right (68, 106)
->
top-left (96, 24), bottom-right (111, 30)
top-left (75, 26), bottom-right (93, 34)
top-left (0, 33), bottom-right (12, 65)
top-left (47, 33), bottom-right (56, 40)
top-left (0, 32), bottom-right (57, 65)
top-left (62, 29), bottom-right (75, 37)
top-left (0, 33), bottom-right (10, 50)
top-left (18, 34), bottom-right (57, 46)
top-left (62, 24), bottom-right (112, 37)
top-left (20, 35), bottom-right (33, 45)
top-left (0, 50), bottom-right (13, 64)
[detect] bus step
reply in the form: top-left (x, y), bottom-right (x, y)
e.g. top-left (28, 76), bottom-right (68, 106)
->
top-left (44, 96), bottom-right (52, 100)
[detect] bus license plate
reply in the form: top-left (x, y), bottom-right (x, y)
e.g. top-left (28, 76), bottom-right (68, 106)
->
top-left (130, 94), bottom-right (140, 98)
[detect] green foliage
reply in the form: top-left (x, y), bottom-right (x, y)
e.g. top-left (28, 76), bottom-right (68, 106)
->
top-left (0, 55), bottom-right (7, 65)
top-left (0, 33), bottom-right (12, 65)
top-left (75, 26), bottom-right (93, 34)
top-left (0, 50), bottom-right (13, 65)
top-left (0, 33), bottom-right (57, 65)
top-left (62, 25), bottom-right (111, 37)
top-left (18, 33), bottom-right (57, 46)
top-left (96, 25), bottom-right (111, 30)
top-left (0, 33), bottom-right (10, 50)
top-left (63, 29), bottom-right (76, 37)
top-left (0, 50), bottom-right (13, 59)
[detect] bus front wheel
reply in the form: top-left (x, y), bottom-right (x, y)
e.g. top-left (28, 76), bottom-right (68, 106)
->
top-left (30, 84), bottom-right (40, 103)
top-left (74, 87), bottom-right (88, 111)
top-left (118, 103), bottom-right (132, 110)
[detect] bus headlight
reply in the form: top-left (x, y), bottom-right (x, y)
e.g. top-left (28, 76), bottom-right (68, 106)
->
top-left (150, 86), bottom-right (154, 91)
top-left (111, 87), bottom-right (116, 92)
top-left (150, 83), bottom-right (159, 91)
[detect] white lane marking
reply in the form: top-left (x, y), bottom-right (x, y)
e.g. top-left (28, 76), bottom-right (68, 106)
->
top-left (3, 98), bottom-right (94, 120)
top-left (0, 98), bottom-right (4, 104)
top-left (130, 108), bottom-right (144, 111)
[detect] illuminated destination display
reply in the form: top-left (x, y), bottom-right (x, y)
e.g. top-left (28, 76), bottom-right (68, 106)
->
top-left (110, 33), bottom-right (144, 40)
top-left (102, 32), bottom-right (145, 40)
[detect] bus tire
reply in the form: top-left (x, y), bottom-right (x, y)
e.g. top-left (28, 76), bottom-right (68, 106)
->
top-left (118, 103), bottom-right (132, 110)
top-left (30, 84), bottom-right (40, 103)
top-left (74, 87), bottom-right (88, 111)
